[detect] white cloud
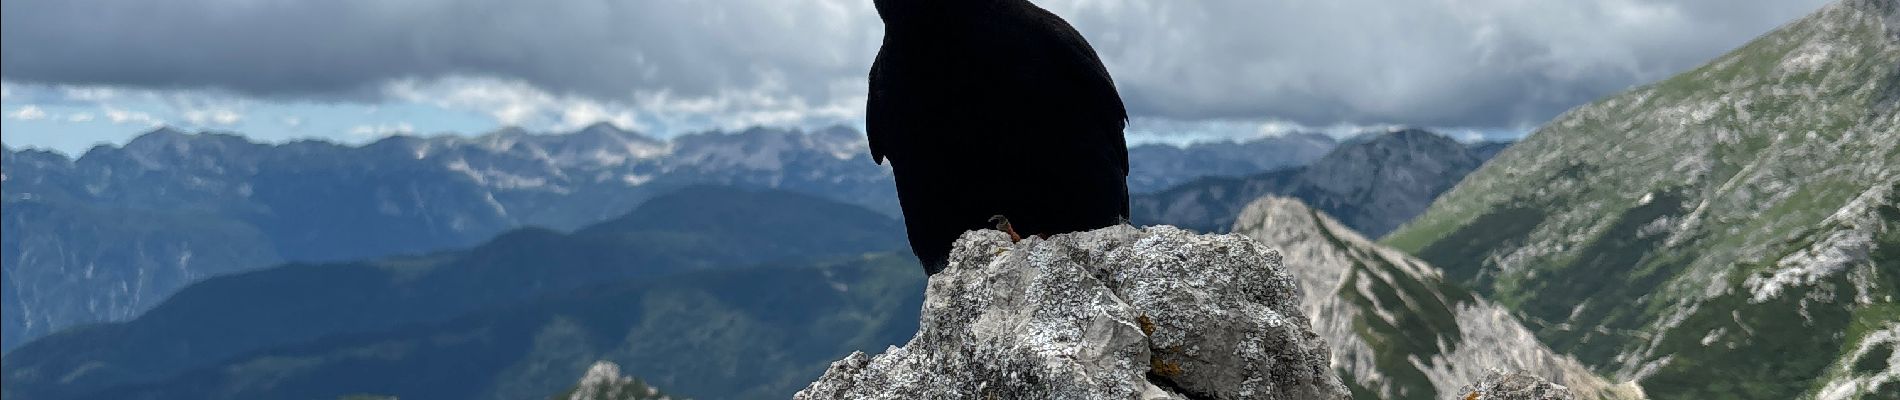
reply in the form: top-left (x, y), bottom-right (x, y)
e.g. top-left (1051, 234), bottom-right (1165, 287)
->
top-left (348, 122), bottom-right (415, 138)
top-left (1123, 117), bottom-right (1410, 145)
top-left (61, 86), bottom-right (119, 102)
top-left (183, 108), bottom-right (243, 126)
top-left (102, 106), bottom-right (163, 126)
top-left (1033, 0), bottom-right (1833, 127)
top-left (66, 112), bottom-right (95, 123)
top-left (385, 77), bottom-right (554, 126)
top-left (7, 105), bottom-right (47, 120)
top-left (281, 116), bottom-right (304, 128)
top-left (385, 75), bottom-right (867, 136)
top-left (559, 102), bottom-right (640, 131)
top-left (0, 0), bottom-right (1836, 133)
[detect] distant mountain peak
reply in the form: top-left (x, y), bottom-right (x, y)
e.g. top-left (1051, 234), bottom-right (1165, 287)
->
top-left (485, 126), bottom-right (533, 137)
top-left (1364, 127), bottom-right (1455, 145)
top-left (111, 126), bottom-right (259, 153)
top-left (576, 121), bottom-right (629, 134)
top-left (142, 125), bottom-right (188, 137)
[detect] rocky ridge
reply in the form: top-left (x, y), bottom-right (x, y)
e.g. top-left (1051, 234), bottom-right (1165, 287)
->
top-left (1233, 197), bottom-right (1640, 400)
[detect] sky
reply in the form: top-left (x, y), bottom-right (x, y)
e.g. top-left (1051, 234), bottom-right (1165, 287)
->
top-left (0, 0), bottom-right (1836, 155)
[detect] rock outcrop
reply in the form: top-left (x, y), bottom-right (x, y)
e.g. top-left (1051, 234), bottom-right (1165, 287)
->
top-left (1458, 370), bottom-right (1579, 400)
top-left (554, 361), bottom-right (677, 400)
top-left (795, 225), bottom-right (1348, 399)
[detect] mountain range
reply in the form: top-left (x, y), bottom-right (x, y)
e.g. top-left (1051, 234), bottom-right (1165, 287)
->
top-left (1384, 0), bottom-right (1900, 398)
top-left (1124, 132), bottom-right (1338, 193)
top-left (0, 124), bottom-right (1347, 351)
top-left (5, 2), bottom-right (1893, 398)
top-left (1, 186), bottom-right (918, 400)
top-left (0, 124), bottom-right (893, 351)
top-left (1133, 128), bottom-right (1500, 237)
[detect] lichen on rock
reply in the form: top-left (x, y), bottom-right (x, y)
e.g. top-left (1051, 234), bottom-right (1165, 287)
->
top-left (794, 225), bottom-right (1348, 400)
top-left (1458, 370), bottom-right (1579, 400)
top-left (554, 361), bottom-right (676, 400)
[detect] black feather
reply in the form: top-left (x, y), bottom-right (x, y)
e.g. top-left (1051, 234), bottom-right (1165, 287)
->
top-left (869, 0), bottom-right (1130, 274)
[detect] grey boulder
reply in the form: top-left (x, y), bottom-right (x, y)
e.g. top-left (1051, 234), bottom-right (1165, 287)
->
top-left (795, 225), bottom-right (1348, 400)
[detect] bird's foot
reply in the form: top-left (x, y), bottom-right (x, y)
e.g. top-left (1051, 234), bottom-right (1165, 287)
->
top-left (989, 215), bottom-right (1024, 242)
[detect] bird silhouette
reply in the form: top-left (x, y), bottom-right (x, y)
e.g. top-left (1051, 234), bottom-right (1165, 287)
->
top-left (868, 0), bottom-right (1130, 275)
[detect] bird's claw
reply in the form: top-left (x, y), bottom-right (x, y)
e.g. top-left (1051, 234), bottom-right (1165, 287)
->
top-left (989, 215), bottom-right (1024, 242)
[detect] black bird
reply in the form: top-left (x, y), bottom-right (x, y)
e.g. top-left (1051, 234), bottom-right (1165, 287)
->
top-left (868, 0), bottom-right (1130, 274)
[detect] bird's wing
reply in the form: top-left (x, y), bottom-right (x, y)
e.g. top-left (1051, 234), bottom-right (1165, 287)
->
top-left (866, 49), bottom-right (899, 165)
top-left (1033, 13), bottom-right (1131, 175)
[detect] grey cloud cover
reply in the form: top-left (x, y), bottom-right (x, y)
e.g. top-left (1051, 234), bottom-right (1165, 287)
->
top-left (1, 0), bottom-right (1831, 129)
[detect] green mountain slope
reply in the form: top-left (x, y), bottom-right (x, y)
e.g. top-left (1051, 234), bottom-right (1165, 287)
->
top-left (1383, 0), bottom-right (1900, 398)
top-left (78, 254), bottom-right (922, 400)
top-left (0, 186), bottom-right (908, 400)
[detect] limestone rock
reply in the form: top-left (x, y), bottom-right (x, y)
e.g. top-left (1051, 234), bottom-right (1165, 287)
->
top-left (1458, 370), bottom-right (1578, 400)
top-left (795, 225), bottom-right (1348, 399)
top-left (555, 361), bottom-right (675, 400)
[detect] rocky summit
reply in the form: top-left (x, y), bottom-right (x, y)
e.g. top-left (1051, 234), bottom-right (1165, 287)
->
top-left (794, 226), bottom-right (1348, 400)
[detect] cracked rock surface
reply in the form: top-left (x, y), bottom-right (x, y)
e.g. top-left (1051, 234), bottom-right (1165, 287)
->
top-left (1458, 370), bottom-right (1579, 400)
top-left (794, 225), bottom-right (1348, 400)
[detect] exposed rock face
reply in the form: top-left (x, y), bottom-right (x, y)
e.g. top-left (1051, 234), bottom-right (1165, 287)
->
top-left (1233, 197), bottom-right (1640, 400)
top-left (795, 226), bottom-right (1348, 399)
top-left (1459, 370), bottom-right (1578, 400)
top-left (556, 361), bottom-right (676, 400)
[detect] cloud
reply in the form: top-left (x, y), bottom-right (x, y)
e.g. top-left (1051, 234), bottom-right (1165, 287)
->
top-left (1044, 0), bottom-right (1833, 127)
top-left (0, 0), bottom-right (1832, 130)
top-left (559, 102), bottom-right (639, 132)
top-left (102, 106), bottom-right (162, 126)
top-left (348, 122), bottom-right (415, 138)
top-left (7, 105), bottom-right (46, 120)
top-left (183, 108), bottom-right (243, 126)
top-left (66, 112), bottom-right (94, 123)
top-left (60, 86), bottom-right (118, 101)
